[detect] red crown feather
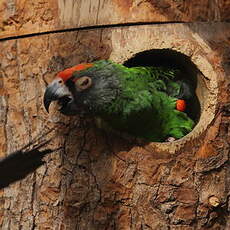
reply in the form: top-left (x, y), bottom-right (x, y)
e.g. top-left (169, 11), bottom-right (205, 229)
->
top-left (57, 63), bottom-right (93, 82)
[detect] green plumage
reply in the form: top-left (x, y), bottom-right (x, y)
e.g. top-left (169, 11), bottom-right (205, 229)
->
top-left (85, 60), bottom-right (195, 142)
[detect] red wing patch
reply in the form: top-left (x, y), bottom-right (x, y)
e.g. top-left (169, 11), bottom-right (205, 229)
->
top-left (57, 63), bottom-right (93, 82)
top-left (176, 99), bottom-right (186, 112)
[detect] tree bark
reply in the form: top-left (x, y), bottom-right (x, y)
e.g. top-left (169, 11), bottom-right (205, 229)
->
top-left (0, 2), bottom-right (229, 230)
top-left (0, 0), bottom-right (229, 39)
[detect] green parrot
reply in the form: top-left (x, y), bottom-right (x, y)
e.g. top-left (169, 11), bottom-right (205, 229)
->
top-left (44, 60), bottom-right (195, 142)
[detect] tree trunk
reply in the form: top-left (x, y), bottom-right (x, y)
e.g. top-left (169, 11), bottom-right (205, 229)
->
top-left (0, 1), bottom-right (229, 230)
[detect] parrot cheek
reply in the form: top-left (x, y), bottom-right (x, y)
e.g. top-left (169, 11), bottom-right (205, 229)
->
top-left (59, 99), bottom-right (80, 115)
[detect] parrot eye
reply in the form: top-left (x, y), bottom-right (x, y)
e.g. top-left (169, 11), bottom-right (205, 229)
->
top-left (76, 76), bottom-right (92, 90)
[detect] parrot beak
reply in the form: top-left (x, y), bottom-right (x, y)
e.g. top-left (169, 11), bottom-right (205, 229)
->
top-left (43, 79), bottom-right (72, 113)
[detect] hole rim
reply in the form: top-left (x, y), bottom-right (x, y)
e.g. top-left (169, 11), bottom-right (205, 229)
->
top-left (110, 48), bottom-right (218, 149)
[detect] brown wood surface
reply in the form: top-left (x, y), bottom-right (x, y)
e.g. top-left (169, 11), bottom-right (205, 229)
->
top-left (0, 22), bottom-right (229, 229)
top-left (0, 0), bottom-right (230, 39)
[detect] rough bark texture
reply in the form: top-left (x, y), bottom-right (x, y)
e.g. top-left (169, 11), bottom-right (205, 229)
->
top-left (0, 0), bottom-right (230, 39)
top-left (0, 1), bottom-right (229, 230)
top-left (0, 22), bottom-right (229, 229)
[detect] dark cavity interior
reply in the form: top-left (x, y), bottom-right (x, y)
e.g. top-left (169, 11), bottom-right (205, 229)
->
top-left (123, 49), bottom-right (201, 123)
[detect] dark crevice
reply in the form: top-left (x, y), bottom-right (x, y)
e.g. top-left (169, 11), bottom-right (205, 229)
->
top-left (0, 21), bottom-right (187, 42)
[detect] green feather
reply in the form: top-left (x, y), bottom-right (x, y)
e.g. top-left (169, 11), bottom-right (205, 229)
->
top-left (79, 60), bottom-right (195, 141)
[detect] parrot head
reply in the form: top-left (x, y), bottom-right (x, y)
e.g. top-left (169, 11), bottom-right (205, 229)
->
top-left (43, 61), bottom-right (120, 115)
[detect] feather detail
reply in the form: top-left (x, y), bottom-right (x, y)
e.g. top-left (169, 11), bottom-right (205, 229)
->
top-left (176, 99), bottom-right (186, 112)
top-left (57, 63), bottom-right (93, 82)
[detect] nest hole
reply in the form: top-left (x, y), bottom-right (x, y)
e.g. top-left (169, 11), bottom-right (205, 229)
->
top-left (123, 49), bottom-right (207, 141)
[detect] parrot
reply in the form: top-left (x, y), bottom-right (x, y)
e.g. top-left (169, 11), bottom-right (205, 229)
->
top-left (44, 60), bottom-right (195, 142)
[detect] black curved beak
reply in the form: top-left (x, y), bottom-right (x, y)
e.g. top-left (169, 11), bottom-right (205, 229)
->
top-left (43, 80), bottom-right (71, 113)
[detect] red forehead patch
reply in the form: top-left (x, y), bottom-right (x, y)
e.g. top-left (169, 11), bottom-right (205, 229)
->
top-left (57, 63), bottom-right (93, 81)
